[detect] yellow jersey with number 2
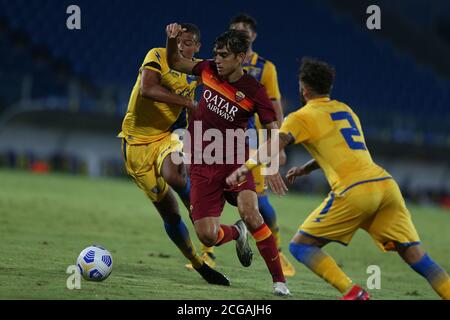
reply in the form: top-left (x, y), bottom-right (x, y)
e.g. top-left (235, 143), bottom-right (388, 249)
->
top-left (280, 97), bottom-right (390, 195)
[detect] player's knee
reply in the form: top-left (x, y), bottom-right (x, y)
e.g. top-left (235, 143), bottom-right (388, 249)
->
top-left (241, 211), bottom-right (264, 232)
top-left (395, 243), bottom-right (425, 265)
top-left (289, 242), bottom-right (317, 265)
top-left (197, 230), bottom-right (217, 247)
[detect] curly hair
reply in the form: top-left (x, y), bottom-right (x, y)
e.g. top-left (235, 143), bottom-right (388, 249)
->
top-left (299, 57), bottom-right (336, 95)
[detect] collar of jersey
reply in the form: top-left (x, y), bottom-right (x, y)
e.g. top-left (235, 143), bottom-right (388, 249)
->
top-left (306, 97), bottom-right (331, 106)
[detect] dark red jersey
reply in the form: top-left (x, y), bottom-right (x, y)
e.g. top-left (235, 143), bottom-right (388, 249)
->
top-left (188, 60), bottom-right (276, 165)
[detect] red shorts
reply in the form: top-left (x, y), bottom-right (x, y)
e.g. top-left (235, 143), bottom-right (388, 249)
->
top-left (189, 164), bottom-right (256, 222)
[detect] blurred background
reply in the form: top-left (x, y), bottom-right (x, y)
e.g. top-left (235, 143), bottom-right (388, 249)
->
top-left (0, 0), bottom-right (449, 209)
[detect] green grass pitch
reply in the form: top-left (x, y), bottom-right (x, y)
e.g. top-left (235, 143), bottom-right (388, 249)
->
top-left (0, 169), bottom-right (449, 300)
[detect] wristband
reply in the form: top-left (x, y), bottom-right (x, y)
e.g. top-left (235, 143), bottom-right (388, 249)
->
top-left (244, 159), bottom-right (259, 171)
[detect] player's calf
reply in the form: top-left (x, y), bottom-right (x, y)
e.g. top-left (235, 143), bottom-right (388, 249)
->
top-left (160, 155), bottom-right (191, 208)
top-left (289, 238), bottom-right (353, 294)
top-left (153, 191), bottom-right (204, 269)
top-left (396, 243), bottom-right (450, 300)
top-left (237, 190), bottom-right (286, 286)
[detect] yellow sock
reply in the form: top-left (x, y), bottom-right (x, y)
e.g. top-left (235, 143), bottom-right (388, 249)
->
top-left (315, 256), bottom-right (353, 293)
top-left (434, 277), bottom-right (450, 300)
top-left (184, 240), bottom-right (202, 268)
top-left (410, 253), bottom-right (450, 300)
top-left (201, 243), bottom-right (215, 255)
top-left (190, 254), bottom-right (203, 269)
top-left (290, 242), bottom-right (352, 293)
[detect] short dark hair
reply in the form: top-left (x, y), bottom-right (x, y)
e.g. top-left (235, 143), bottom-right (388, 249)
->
top-left (181, 23), bottom-right (201, 42)
top-left (299, 57), bottom-right (336, 95)
top-left (229, 13), bottom-right (257, 32)
top-left (214, 29), bottom-right (250, 55)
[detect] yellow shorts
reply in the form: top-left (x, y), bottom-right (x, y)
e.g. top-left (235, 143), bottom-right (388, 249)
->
top-left (300, 177), bottom-right (420, 252)
top-left (121, 134), bottom-right (183, 203)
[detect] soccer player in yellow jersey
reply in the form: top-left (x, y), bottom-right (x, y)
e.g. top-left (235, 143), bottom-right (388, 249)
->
top-left (118, 23), bottom-right (229, 286)
top-left (227, 57), bottom-right (450, 299)
top-left (190, 13), bottom-right (296, 277)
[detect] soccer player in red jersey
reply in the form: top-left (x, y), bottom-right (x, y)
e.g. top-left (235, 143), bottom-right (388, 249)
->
top-left (166, 23), bottom-right (290, 296)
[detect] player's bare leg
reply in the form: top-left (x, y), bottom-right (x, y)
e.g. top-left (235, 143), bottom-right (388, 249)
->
top-left (395, 243), bottom-right (450, 299)
top-left (289, 232), bottom-right (369, 300)
top-left (160, 153), bottom-right (191, 210)
top-left (237, 190), bottom-right (290, 296)
top-left (153, 190), bottom-right (229, 286)
top-left (194, 217), bottom-right (222, 247)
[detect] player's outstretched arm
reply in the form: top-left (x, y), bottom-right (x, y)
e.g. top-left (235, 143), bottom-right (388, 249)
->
top-left (140, 69), bottom-right (197, 111)
top-left (226, 122), bottom-right (291, 195)
top-left (285, 159), bottom-right (320, 184)
top-left (166, 23), bottom-right (198, 75)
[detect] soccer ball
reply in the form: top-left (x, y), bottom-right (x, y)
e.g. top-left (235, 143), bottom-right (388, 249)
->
top-left (76, 245), bottom-right (113, 281)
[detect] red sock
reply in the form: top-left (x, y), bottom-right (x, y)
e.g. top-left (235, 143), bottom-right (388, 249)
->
top-left (252, 223), bottom-right (285, 283)
top-left (215, 225), bottom-right (239, 246)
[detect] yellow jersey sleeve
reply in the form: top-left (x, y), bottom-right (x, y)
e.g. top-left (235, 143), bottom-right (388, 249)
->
top-left (280, 110), bottom-right (311, 144)
top-left (141, 48), bottom-right (168, 74)
top-left (260, 61), bottom-right (281, 101)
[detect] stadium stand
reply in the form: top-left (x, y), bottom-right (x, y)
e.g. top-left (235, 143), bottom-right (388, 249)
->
top-left (1, 0), bottom-right (448, 142)
top-left (0, 0), bottom-right (448, 206)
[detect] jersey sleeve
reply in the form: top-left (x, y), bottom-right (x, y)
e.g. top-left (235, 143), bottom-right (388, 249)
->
top-left (260, 61), bottom-right (281, 101)
top-left (192, 60), bottom-right (211, 77)
top-left (253, 86), bottom-right (277, 125)
top-left (141, 48), bottom-right (167, 74)
top-left (280, 111), bottom-right (311, 144)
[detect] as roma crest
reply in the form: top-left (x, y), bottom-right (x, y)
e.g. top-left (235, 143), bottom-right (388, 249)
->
top-left (235, 91), bottom-right (246, 102)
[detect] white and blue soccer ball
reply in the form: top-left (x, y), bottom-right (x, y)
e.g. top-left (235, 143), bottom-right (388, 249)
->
top-left (76, 245), bottom-right (113, 281)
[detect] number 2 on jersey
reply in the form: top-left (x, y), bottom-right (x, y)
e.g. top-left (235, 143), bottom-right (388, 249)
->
top-left (330, 111), bottom-right (367, 150)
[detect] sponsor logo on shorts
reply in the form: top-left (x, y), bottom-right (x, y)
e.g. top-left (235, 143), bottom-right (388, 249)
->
top-left (237, 180), bottom-right (247, 187)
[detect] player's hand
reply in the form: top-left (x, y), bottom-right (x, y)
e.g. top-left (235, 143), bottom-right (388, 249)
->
top-left (285, 166), bottom-right (308, 184)
top-left (267, 173), bottom-right (288, 196)
top-left (166, 23), bottom-right (186, 39)
top-left (226, 165), bottom-right (249, 187)
top-left (279, 149), bottom-right (287, 167)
